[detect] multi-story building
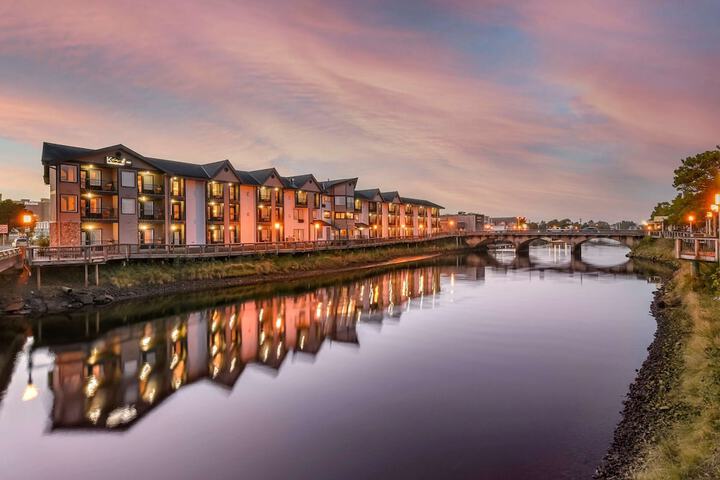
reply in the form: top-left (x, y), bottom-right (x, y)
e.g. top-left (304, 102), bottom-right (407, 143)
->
top-left (281, 174), bottom-right (323, 242)
top-left (41, 142), bottom-right (443, 247)
top-left (354, 189), bottom-right (384, 239)
top-left (320, 178), bottom-right (358, 239)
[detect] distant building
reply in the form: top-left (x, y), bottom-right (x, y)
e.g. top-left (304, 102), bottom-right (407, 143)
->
top-left (20, 198), bottom-right (51, 222)
top-left (440, 212), bottom-right (486, 233)
top-left (485, 216), bottom-right (525, 231)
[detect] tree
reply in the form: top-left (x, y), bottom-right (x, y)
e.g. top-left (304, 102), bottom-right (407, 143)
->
top-left (669, 147), bottom-right (720, 222)
top-left (0, 200), bottom-right (24, 228)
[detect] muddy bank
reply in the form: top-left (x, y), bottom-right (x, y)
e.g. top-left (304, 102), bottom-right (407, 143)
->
top-left (0, 251), bottom-right (459, 317)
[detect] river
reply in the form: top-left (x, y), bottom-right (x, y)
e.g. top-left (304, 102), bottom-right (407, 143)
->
top-left (0, 243), bottom-right (657, 479)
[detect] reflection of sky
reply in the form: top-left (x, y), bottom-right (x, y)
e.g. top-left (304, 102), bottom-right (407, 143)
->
top-left (1, 1), bottom-right (719, 219)
top-left (0, 249), bottom-right (655, 479)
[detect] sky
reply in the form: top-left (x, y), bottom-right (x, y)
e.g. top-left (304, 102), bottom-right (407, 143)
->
top-left (0, 0), bottom-right (718, 221)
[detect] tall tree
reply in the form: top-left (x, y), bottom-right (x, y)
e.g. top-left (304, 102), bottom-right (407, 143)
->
top-left (0, 200), bottom-right (24, 228)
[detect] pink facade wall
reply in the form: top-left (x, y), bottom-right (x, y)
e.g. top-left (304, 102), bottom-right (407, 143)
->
top-left (185, 179), bottom-right (206, 245)
top-left (239, 185), bottom-right (256, 243)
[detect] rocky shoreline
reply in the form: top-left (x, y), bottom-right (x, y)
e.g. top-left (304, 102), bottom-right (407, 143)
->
top-left (1, 252), bottom-right (447, 317)
top-left (594, 279), bottom-right (688, 479)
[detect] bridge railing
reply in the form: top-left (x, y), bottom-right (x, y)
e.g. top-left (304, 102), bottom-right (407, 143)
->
top-left (456, 229), bottom-right (645, 236)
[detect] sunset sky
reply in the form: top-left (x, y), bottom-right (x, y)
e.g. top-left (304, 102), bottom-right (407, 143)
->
top-left (0, 0), bottom-right (718, 221)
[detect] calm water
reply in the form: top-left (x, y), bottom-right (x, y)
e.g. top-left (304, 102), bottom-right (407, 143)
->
top-left (0, 244), bottom-right (657, 479)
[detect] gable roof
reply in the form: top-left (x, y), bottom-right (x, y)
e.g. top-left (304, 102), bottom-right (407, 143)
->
top-left (41, 142), bottom-right (148, 166)
top-left (246, 168), bottom-right (282, 185)
top-left (144, 157), bottom-right (209, 179)
top-left (282, 173), bottom-right (320, 190)
top-left (380, 191), bottom-right (401, 203)
top-left (41, 142), bottom-right (95, 165)
top-left (400, 196), bottom-right (444, 209)
top-left (320, 177), bottom-right (357, 192)
top-left (355, 188), bottom-right (382, 201)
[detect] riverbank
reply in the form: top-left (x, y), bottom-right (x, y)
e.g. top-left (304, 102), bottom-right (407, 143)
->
top-left (596, 238), bottom-right (720, 479)
top-left (0, 239), bottom-right (469, 316)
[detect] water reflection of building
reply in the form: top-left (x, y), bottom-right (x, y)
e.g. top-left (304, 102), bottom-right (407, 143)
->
top-left (46, 265), bottom-right (444, 431)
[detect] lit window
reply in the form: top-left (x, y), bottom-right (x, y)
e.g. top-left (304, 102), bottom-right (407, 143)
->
top-left (60, 164), bottom-right (78, 183)
top-left (60, 194), bottom-right (77, 212)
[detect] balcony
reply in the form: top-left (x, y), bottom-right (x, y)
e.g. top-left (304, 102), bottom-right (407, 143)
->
top-left (140, 184), bottom-right (164, 195)
top-left (82, 207), bottom-right (117, 220)
top-left (139, 210), bottom-right (165, 221)
top-left (257, 214), bottom-right (272, 223)
top-left (82, 180), bottom-right (116, 193)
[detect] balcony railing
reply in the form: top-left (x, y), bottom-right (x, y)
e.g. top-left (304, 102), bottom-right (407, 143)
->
top-left (140, 184), bottom-right (164, 195)
top-left (139, 211), bottom-right (165, 221)
top-left (257, 214), bottom-right (272, 223)
top-left (82, 207), bottom-right (117, 220)
top-left (82, 180), bottom-right (116, 192)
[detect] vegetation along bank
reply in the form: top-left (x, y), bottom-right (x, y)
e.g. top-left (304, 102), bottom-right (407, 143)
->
top-left (596, 238), bottom-right (720, 479)
top-left (0, 239), bottom-right (469, 316)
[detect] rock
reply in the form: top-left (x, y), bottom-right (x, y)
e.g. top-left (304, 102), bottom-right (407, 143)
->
top-left (74, 293), bottom-right (94, 305)
top-left (28, 298), bottom-right (47, 314)
top-left (60, 286), bottom-right (73, 294)
top-left (4, 301), bottom-right (26, 313)
top-left (94, 293), bottom-right (114, 305)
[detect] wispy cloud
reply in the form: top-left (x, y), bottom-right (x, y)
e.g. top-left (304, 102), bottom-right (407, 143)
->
top-left (0, 0), bottom-right (716, 220)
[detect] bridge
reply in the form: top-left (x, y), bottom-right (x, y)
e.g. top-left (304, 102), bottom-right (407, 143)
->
top-left (459, 230), bottom-right (646, 257)
top-left (0, 248), bottom-right (22, 274)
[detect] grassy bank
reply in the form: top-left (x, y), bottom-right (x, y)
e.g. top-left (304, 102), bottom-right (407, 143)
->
top-left (628, 237), bottom-right (678, 267)
top-left (604, 238), bottom-right (720, 479)
top-left (37, 239), bottom-right (464, 289)
top-left (634, 261), bottom-right (720, 479)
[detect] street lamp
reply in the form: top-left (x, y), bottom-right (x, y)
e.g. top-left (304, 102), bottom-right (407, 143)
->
top-left (688, 214), bottom-right (695, 232)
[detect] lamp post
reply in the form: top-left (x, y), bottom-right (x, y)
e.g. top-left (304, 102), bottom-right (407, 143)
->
top-left (688, 214), bottom-right (695, 233)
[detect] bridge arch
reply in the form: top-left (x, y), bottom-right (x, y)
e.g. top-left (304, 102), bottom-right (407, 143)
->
top-left (515, 237), bottom-right (557, 254)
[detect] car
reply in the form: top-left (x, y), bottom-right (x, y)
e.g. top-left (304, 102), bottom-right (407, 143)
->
top-left (12, 237), bottom-right (29, 247)
top-left (581, 227), bottom-right (599, 233)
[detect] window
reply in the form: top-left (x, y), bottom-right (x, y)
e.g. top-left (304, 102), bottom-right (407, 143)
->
top-left (354, 199), bottom-right (362, 211)
top-left (171, 178), bottom-right (183, 196)
top-left (313, 194), bottom-right (320, 208)
top-left (87, 169), bottom-right (102, 187)
top-left (121, 198), bottom-right (136, 215)
top-left (293, 209), bottom-right (305, 221)
top-left (60, 194), bottom-right (78, 212)
top-left (209, 182), bottom-right (223, 198)
top-left (346, 197), bottom-right (354, 209)
top-left (295, 190), bottom-right (308, 205)
top-left (60, 164), bottom-right (78, 183)
top-left (334, 196), bottom-right (345, 206)
top-left (121, 170), bottom-right (136, 188)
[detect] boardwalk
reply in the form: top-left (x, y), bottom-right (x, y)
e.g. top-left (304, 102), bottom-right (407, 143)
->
top-left (25, 235), bottom-right (458, 267)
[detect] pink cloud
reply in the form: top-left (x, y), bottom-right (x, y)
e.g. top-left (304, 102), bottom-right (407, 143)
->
top-left (0, 0), bottom-right (715, 220)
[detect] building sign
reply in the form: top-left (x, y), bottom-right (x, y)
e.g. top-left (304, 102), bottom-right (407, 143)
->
top-left (0, 225), bottom-right (7, 234)
top-left (106, 155), bottom-right (132, 166)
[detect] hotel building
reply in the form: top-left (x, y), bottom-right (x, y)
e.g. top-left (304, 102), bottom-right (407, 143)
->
top-left (41, 142), bottom-right (443, 247)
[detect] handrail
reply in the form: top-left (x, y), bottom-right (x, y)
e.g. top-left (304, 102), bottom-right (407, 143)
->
top-left (25, 234), bottom-right (454, 265)
top-left (0, 248), bottom-right (20, 258)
